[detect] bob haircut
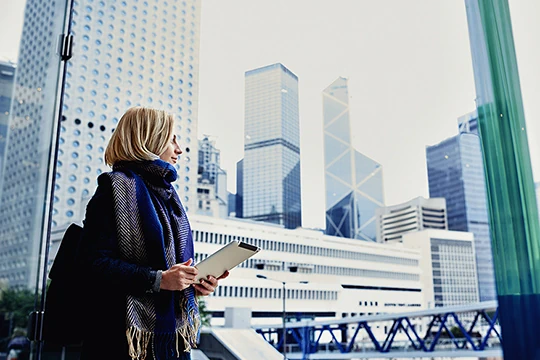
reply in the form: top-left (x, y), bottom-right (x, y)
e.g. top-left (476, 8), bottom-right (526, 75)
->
top-left (104, 106), bottom-right (174, 167)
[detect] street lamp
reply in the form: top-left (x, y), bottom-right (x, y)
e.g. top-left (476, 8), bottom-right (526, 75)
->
top-left (257, 274), bottom-right (308, 359)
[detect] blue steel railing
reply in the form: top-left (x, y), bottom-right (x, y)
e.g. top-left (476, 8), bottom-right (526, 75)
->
top-left (254, 301), bottom-right (501, 358)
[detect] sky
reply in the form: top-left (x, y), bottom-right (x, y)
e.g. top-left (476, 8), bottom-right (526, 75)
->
top-left (1, 0), bottom-right (539, 230)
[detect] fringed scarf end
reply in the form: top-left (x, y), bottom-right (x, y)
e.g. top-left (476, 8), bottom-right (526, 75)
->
top-left (175, 298), bottom-right (201, 356)
top-left (126, 326), bottom-right (153, 360)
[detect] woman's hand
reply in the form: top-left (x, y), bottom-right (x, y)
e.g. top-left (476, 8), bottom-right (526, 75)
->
top-left (193, 270), bottom-right (230, 296)
top-left (160, 259), bottom-right (198, 291)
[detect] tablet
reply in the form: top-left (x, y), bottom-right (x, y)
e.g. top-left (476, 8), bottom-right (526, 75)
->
top-left (195, 240), bottom-right (261, 282)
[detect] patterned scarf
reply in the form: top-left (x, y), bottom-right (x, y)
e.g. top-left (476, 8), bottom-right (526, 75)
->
top-left (105, 159), bottom-right (200, 360)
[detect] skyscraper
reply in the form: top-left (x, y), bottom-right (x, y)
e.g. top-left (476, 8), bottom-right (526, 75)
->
top-left (323, 77), bottom-right (384, 241)
top-left (235, 158), bottom-right (243, 218)
top-left (0, 0), bottom-right (70, 289)
top-left (426, 112), bottom-right (496, 301)
top-left (242, 63), bottom-right (301, 229)
top-left (0, 61), bottom-right (16, 180)
top-left (197, 136), bottom-right (227, 218)
top-left (0, 0), bottom-right (201, 288)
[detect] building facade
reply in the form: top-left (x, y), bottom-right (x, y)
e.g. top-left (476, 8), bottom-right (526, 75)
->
top-left (376, 197), bottom-right (447, 243)
top-left (0, 0), bottom-right (70, 289)
top-left (0, 0), bottom-right (201, 288)
top-left (197, 136), bottom-right (227, 218)
top-left (48, 214), bottom-right (425, 336)
top-left (401, 229), bottom-right (479, 308)
top-left (235, 158), bottom-right (243, 218)
top-left (0, 61), bottom-right (16, 180)
top-left (242, 63), bottom-right (301, 229)
top-left (323, 77), bottom-right (384, 241)
top-left (426, 117), bottom-right (496, 301)
top-left (169, 215), bottom-right (424, 330)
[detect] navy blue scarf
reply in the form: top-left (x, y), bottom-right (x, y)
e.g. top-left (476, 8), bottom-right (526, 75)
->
top-left (106, 159), bottom-right (199, 360)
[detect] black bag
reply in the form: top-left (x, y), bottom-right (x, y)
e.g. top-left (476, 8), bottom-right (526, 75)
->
top-left (42, 223), bottom-right (85, 346)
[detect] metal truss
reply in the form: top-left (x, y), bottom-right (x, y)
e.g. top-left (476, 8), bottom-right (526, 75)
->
top-left (255, 301), bottom-right (501, 358)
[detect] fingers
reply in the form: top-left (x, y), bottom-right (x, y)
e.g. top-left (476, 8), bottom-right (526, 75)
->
top-left (193, 284), bottom-right (212, 296)
top-left (217, 271), bottom-right (230, 280)
top-left (181, 258), bottom-right (193, 266)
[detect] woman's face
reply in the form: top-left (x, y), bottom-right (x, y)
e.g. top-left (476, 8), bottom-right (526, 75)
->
top-left (159, 134), bottom-right (182, 165)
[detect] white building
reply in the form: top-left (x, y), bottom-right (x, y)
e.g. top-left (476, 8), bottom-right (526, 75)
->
top-left (188, 214), bottom-right (424, 331)
top-left (0, 0), bottom-right (201, 288)
top-left (401, 229), bottom-right (479, 308)
top-left (196, 179), bottom-right (227, 218)
top-left (52, 0), bottom-right (201, 229)
top-left (376, 197), bottom-right (447, 243)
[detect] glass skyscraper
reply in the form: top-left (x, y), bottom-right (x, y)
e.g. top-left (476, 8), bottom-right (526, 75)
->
top-left (0, 0), bottom-right (201, 289)
top-left (242, 63), bottom-right (301, 229)
top-left (323, 77), bottom-right (384, 241)
top-left (426, 112), bottom-right (496, 301)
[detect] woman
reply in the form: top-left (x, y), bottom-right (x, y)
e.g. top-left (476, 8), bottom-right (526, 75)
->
top-left (80, 107), bottom-right (227, 360)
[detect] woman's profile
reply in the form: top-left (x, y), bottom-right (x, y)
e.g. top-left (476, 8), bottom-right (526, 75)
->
top-left (80, 107), bottom-right (227, 360)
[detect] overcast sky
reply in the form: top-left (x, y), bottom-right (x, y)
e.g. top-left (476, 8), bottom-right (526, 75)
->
top-left (1, 0), bottom-right (539, 229)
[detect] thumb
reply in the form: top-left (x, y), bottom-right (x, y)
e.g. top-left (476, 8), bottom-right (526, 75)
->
top-left (181, 258), bottom-right (193, 266)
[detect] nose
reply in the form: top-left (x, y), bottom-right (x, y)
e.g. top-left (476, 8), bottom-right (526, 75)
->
top-left (176, 146), bottom-right (182, 155)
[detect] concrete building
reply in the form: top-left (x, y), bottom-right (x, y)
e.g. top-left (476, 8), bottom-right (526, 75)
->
top-left (376, 197), bottom-right (447, 243)
top-left (0, 0), bottom-right (202, 288)
top-left (197, 136), bottom-right (228, 218)
top-left (0, 61), bottom-right (16, 181)
top-left (401, 229), bottom-right (479, 308)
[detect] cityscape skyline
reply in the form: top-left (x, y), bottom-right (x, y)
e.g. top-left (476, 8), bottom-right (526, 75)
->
top-left (1, 0), bottom-right (539, 233)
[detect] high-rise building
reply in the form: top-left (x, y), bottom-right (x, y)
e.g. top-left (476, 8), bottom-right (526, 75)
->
top-left (197, 136), bottom-right (227, 218)
top-left (402, 229), bottom-right (479, 308)
top-left (242, 63), bottom-right (301, 229)
top-left (323, 77), bottom-right (384, 241)
top-left (227, 191), bottom-right (236, 216)
top-left (426, 114), bottom-right (496, 301)
top-left (235, 158), bottom-right (243, 218)
top-left (0, 0), bottom-right (201, 288)
top-left (458, 110), bottom-right (478, 135)
top-left (376, 197), bottom-right (447, 243)
top-left (0, 61), bottom-right (16, 179)
top-left (0, 0), bottom-right (71, 289)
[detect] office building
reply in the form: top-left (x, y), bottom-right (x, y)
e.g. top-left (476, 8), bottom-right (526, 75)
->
top-left (227, 192), bottom-right (236, 216)
top-left (197, 136), bottom-right (227, 218)
top-left (242, 63), bottom-right (301, 229)
top-left (426, 116), bottom-right (496, 301)
top-left (0, 0), bottom-right (201, 288)
top-left (401, 229), bottom-right (479, 308)
top-left (0, 61), bottom-right (16, 180)
top-left (376, 197), bottom-right (447, 243)
top-left (323, 77), bottom-right (384, 241)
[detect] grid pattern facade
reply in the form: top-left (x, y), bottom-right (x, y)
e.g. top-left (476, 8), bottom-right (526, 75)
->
top-left (0, 0), bottom-right (69, 288)
top-left (53, 0), bottom-right (201, 229)
top-left (431, 238), bottom-right (478, 307)
top-left (323, 77), bottom-right (384, 241)
top-left (426, 131), bottom-right (496, 301)
top-left (0, 61), bottom-right (16, 179)
top-left (242, 63), bottom-right (301, 229)
top-left (376, 197), bottom-right (447, 243)
top-left (0, 0), bottom-right (201, 288)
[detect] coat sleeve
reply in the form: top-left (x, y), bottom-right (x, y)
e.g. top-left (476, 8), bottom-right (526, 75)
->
top-left (81, 174), bottom-right (159, 295)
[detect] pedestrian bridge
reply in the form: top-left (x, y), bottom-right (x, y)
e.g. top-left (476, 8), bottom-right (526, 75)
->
top-left (254, 301), bottom-right (501, 359)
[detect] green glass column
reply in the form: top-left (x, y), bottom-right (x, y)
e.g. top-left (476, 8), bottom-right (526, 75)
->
top-left (465, 0), bottom-right (540, 358)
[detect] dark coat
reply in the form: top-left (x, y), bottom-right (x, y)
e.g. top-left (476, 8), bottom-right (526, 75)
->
top-left (79, 174), bottom-right (189, 360)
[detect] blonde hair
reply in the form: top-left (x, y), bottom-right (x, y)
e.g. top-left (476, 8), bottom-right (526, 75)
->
top-left (104, 107), bottom-right (174, 166)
